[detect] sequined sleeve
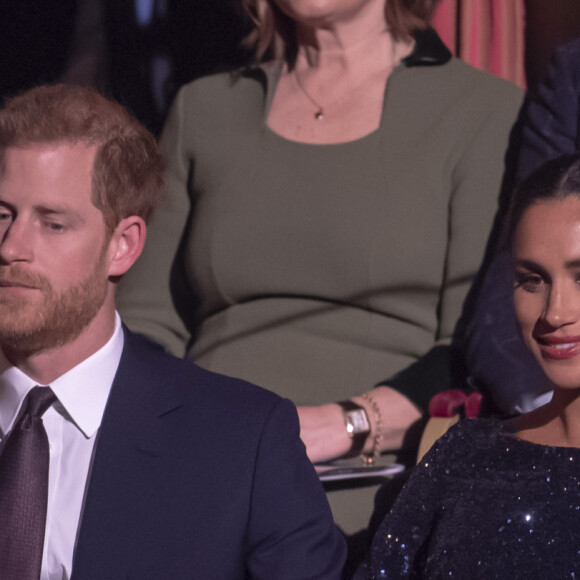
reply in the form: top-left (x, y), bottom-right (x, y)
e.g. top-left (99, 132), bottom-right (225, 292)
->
top-left (356, 421), bottom-right (471, 579)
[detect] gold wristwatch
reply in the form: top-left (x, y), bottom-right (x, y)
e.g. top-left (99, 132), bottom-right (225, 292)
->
top-left (337, 400), bottom-right (371, 458)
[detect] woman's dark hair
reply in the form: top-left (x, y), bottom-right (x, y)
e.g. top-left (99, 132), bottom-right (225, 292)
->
top-left (241, 0), bottom-right (443, 64)
top-left (508, 154), bottom-right (580, 242)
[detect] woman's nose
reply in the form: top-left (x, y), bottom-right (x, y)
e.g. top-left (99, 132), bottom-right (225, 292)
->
top-left (542, 283), bottom-right (579, 328)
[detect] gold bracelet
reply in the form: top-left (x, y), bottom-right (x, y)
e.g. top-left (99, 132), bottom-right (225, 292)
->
top-left (361, 392), bottom-right (383, 464)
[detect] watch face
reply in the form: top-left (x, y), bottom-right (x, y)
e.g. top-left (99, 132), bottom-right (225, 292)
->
top-left (346, 409), bottom-right (370, 434)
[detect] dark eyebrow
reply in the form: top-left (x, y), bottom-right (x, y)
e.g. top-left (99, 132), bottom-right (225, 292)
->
top-left (514, 258), bottom-right (580, 274)
top-left (513, 259), bottom-right (546, 273)
top-left (564, 258), bottom-right (580, 269)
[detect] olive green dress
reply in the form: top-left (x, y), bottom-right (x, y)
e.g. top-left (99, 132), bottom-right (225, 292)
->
top-left (117, 31), bottom-right (523, 535)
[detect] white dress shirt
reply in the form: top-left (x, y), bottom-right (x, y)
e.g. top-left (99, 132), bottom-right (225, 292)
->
top-left (0, 313), bottom-right (124, 580)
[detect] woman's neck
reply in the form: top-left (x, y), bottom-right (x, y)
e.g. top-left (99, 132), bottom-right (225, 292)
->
top-left (555, 389), bottom-right (580, 446)
top-left (518, 388), bottom-right (580, 447)
top-left (292, 29), bottom-right (413, 88)
top-left (294, 6), bottom-right (412, 73)
top-left (267, 5), bottom-right (413, 144)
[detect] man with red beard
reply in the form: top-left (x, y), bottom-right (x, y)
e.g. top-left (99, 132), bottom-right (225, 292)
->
top-left (0, 84), bottom-right (345, 580)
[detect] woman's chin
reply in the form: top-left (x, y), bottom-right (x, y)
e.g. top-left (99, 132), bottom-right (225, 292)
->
top-left (539, 364), bottom-right (580, 392)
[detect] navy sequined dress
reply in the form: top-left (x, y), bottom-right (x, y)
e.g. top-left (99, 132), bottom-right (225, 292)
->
top-left (356, 419), bottom-right (580, 579)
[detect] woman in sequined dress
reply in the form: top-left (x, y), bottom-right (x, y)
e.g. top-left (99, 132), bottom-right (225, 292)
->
top-left (356, 154), bottom-right (580, 579)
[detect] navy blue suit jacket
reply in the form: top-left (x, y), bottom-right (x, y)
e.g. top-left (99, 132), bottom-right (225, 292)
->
top-left (70, 329), bottom-right (345, 579)
top-left (465, 40), bottom-right (580, 414)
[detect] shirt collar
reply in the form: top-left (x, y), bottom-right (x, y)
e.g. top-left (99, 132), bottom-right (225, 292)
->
top-left (402, 28), bottom-right (452, 68)
top-left (0, 313), bottom-right (124, 438)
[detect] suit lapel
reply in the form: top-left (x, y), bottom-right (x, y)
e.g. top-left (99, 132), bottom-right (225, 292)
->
top-left (71, 329), bottom-right (184, 578)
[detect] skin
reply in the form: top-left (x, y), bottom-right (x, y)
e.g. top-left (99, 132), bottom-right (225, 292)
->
top-left (267, 0), bottom-right (414, 144)
top-left (0, 143), bottom-right (146, 385)
top-left (299, 389), bottom-right (421, 462)
top-left (513, 197), bottom-right (580, 448)
top-left (274, 0), bottom-right (388, 28)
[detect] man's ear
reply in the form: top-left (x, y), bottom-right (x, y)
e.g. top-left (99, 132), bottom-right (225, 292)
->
top-left (106, 216), bottom-right (147, 277)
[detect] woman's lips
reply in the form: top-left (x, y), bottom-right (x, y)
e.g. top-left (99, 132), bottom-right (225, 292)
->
top-left (537, 335), bottom-right (580, 360)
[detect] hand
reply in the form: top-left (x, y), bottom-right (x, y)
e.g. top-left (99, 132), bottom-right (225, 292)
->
top-left (298, 388), bottom-right (423, 464)
top-left (297, 404), bottom-right (351, 463)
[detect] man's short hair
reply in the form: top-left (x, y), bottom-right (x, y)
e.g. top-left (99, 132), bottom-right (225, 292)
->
top-left (0, 84), bottom-right (165, 232)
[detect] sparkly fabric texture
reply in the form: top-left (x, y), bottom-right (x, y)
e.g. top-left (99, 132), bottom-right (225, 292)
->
top-left (357, 419), bottom-right (580, 579)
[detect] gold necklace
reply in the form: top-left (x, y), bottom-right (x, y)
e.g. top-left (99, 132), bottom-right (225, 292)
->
top-left (293, 35), bottom-right (399, 121)
top-left (294, 71), bottom-right (325, 120)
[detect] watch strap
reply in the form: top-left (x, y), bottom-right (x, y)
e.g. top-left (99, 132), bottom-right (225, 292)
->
top-left (337, 400), bottom-right (370, 458)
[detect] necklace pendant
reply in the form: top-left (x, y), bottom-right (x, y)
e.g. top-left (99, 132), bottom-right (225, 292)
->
top-left (314, 109), bottom-right (324, 121)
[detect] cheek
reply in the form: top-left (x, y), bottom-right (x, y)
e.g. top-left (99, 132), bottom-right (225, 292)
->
top-left (513, 291), bottom-right (542, 338)
top-left (46, 240), bottom-right (107, 289)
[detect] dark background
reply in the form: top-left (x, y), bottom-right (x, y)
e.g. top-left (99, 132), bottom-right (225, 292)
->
top-left (1, 0), bottom-right (580, 135)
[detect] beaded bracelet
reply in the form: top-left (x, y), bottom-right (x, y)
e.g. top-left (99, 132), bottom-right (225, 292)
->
top-left (361, 392), bottom-right (383, 464)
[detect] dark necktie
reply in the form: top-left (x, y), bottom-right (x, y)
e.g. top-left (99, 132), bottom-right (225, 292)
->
top-left (0, 386), bottom-right (56, 580)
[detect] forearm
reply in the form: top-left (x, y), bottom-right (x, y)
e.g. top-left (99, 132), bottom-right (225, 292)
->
top-left (354, 386), bottom-right (422, 452)
top-left (298, 386), bottom-right (421, 464)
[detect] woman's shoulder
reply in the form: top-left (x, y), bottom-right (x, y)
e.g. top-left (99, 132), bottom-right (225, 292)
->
top-left (423, 418), bottom-right (513, 468)
top-left (392, 58), bottom-right (523, 142)
top-left (447, 57), bottom-right (523, 97)
top-left (164, 63), bottom-right (280, 141)
top-left (402, 56), bottom-right (523, 120)
top-left (434, 417), bottom-right (506, 444)
top-left (173, 63), bottom-right (277, 111)
top-left (404, 28), bottom-right (522, 103)
top-left (447, 60), bottom-right (523, 124)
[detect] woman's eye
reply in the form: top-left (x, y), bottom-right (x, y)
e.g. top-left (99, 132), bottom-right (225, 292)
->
top-left (514, 272), bottom-right (544, 292)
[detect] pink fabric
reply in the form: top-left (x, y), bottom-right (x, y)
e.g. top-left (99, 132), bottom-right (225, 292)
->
top-left (432, 0), bottom-right (526, 88)
top-left (432, 0), bottom-right (457, 57)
